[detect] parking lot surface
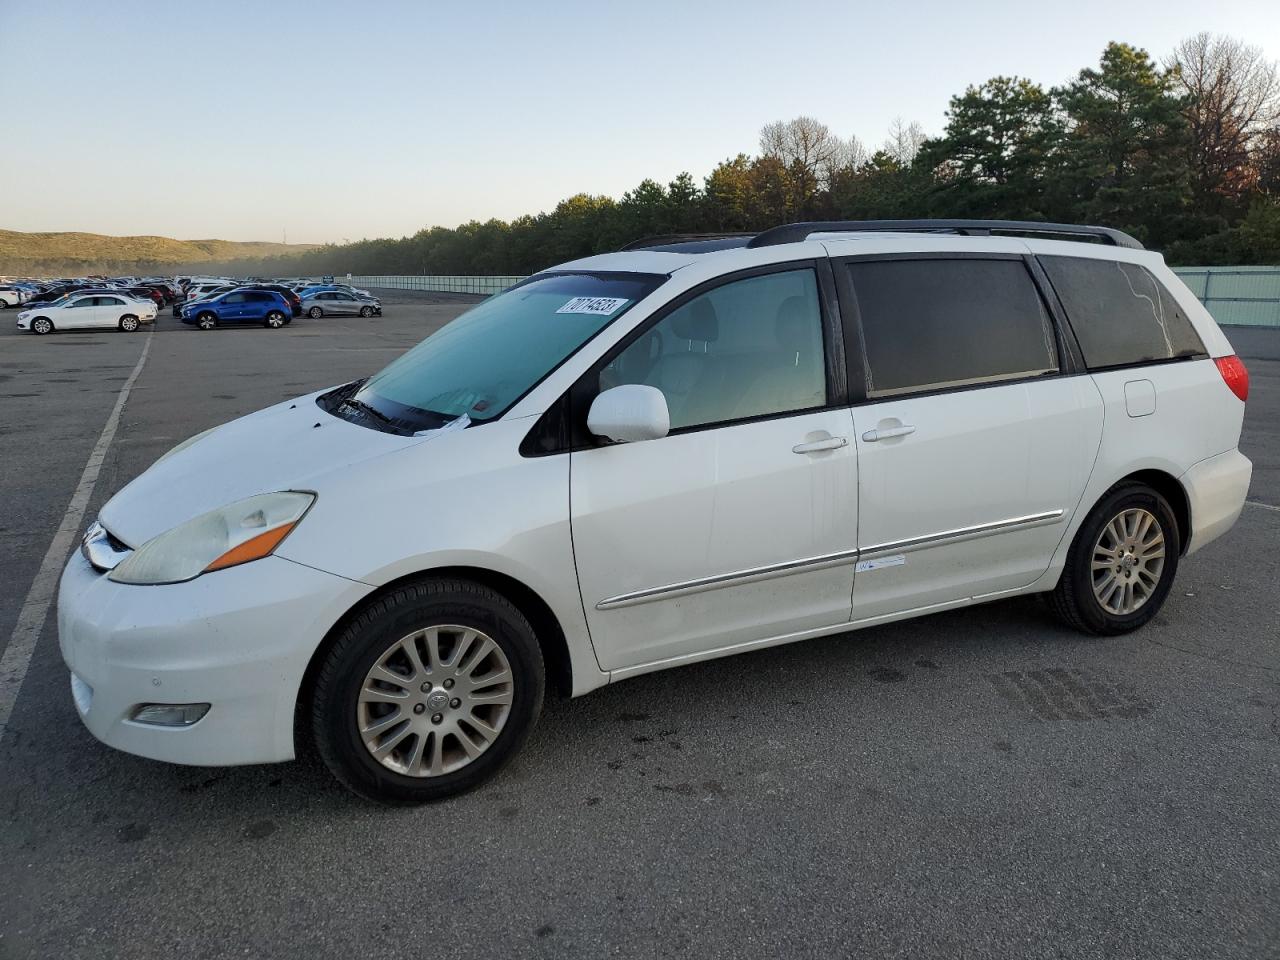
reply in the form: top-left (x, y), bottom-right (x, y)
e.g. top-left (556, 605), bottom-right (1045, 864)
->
top-left (1, 295), bottom-right (1277, 959)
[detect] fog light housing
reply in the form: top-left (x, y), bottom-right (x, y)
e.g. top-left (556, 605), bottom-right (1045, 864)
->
top-left (129, 703), bottom-right (210, 727)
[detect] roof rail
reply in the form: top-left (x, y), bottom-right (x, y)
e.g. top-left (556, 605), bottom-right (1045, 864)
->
top-left (745, 219), bottom-right (1144, 250)
top-left (619, 233), bottom-right (755, 252)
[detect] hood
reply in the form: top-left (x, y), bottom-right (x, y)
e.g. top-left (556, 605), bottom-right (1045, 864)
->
top-left (100, 390), bottom-right (420, 547)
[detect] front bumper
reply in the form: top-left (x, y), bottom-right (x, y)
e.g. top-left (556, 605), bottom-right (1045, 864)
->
top-left (1181, 448), bottom-right (1253, 554)
top-left (57, 549), bottom-right (372, 766)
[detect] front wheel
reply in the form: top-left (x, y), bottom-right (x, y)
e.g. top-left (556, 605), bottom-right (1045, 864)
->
top-left (1049, 483), bottom-right (1180, 635)
top-left (197, 313), bottom-right (217, 330)
top-left (264, 311), bottom-right (286, 329)
top-left (308, 306), bottom-right (323, 318)
top-left (359, 306), bottom-right (374, 318)
top-left (32, 317), bottom-right (53, 335)
top-left (311, 578), bottom-right (545, 804)
top-left (118, 315), bottom-right (139, 332)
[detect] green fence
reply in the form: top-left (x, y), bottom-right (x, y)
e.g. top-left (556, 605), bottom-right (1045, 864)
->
top-left (345, 275), bottom-right (524, 296)
top-left (1172, 267), bottom-right (1280, 328)
top-left (344, 267), bottom-right (1280, 328)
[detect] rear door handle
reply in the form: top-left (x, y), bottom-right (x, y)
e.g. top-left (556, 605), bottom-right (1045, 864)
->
top-left (792, 436), bottom-right (848, 454)
top-left (861, 424), bottom-right (916, 442)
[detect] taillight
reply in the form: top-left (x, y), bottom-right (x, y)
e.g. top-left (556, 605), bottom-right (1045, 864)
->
top-left (1215, 355), bottom-right (1249, 402)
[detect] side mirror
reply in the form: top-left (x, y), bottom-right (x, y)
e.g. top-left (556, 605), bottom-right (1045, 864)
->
top-left (587, 384), bottom-right (670, 444)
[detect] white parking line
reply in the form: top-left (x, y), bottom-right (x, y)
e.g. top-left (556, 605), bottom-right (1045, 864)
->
top-left (0, 332), bottom-right (154, 744)
top-left (1246, 500), bottom-right (1280, 512)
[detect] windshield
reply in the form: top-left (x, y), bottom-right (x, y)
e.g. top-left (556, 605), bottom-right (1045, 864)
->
top-left (354, 272), bottom-right (664, 431)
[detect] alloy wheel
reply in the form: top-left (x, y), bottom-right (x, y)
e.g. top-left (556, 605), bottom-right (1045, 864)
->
top-left (356, 625), bottom-right (514, 777)
top-left (1091, 508), bottom-right (1165, 615)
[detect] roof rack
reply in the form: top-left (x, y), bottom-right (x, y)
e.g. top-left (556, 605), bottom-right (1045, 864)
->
top-left (745, 219), bottom-right (1144, 250)
top-left (619, 233), bottom-right (755, 252)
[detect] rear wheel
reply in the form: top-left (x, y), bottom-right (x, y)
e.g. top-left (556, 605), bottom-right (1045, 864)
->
top-left (311, 578), bottom-right (544, 804)
top-left (308, 306), bottom-right (323, 319)
top-left (1049, 483), bottom-right (1179, 635)
top-left (118, 315), bottom-right (139, 332)
top-left (197, 312), bottom-right (217, 330)
top-left (264, 310), bottom-right (286, 329)
top-left (32, 317), bottom-right (53, 335)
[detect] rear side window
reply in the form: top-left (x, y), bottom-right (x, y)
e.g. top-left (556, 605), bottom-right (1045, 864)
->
top-left (846, 258), bottom-right (1058, 398)
top-left (1039, 256), bottom-right (1205, 369)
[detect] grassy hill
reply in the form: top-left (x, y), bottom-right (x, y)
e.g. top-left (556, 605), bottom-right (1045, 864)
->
top-left (0, 229), bottom-right (320, 275)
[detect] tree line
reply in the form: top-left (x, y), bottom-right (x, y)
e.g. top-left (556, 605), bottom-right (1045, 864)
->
top-left (9, 34), bottom-right (1280, 277)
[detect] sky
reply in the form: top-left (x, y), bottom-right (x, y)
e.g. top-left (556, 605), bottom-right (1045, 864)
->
top-left (2, 0), bottom-right (1279, 245)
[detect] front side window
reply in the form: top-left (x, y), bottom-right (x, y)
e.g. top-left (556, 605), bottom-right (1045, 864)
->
top-left (599, 268), bottom-right (827, 430)
top-left (224, 293), bottom-right (246, 304)
top-left (1039, 256), bottom-right (1206, 369)
top-left (846, 258), bottom-right (1058, 398)
top-left (354, 272), bottom-right (663, 431)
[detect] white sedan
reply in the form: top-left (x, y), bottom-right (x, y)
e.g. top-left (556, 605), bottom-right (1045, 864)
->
top-left (16, 292), bottom-right (157, 334)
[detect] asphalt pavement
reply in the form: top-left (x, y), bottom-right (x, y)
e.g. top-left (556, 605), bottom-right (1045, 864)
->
top-left (0, 296), bottom-right (1276, 960)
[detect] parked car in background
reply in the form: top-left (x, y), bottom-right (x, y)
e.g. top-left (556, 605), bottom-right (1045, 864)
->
top-left (246, 284), bottom-right (304, 317)
top-left (119, 285), bottom-right (167, 308)
top-left (17, 292), bottom-right (157, 334)
top-left (301, 289), bottom-right (382, 317)
top-left (0, 285), bottom-right (29, 307)
top-left (25, 284), bottom-right (89, 306)
top-left (179, 289), bottom-right (292, 329)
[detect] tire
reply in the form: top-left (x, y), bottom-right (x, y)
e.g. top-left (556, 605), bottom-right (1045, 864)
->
top-left (1049, 482), bottom-right (1180, 636)
top-left (197, 313), bottom-right (217, 330)
top-left (0, 300), bottom-right (9, 309)
top-left (308, 306), bottom-right (323, 319)
top-left (118, 315), bottom-right (139, 333)
top-left (311, 578), bottom-right (545, 804)
top-left (264, 311), bottom-right (286, 329)
top-left (359, 306), bottom-right (373, 318)
top-left (31, 317), bottom-right (53, 335)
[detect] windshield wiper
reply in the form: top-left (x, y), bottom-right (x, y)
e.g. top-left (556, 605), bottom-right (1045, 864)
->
top-left (341, 397), bottom-right (392, 425)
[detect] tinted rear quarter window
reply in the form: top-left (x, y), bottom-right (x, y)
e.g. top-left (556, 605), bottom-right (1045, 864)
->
top-left (846, 258), bottom-right (1058, 398)
top-left (1039, 256), bottom-right (1205, 369)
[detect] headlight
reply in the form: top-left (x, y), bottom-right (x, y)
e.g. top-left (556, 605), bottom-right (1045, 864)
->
top-left (108, 491), bottom-right (314, 585)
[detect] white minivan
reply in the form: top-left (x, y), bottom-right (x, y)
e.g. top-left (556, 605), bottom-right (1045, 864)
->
top-left (59, 220), bottom-right (1252, 802)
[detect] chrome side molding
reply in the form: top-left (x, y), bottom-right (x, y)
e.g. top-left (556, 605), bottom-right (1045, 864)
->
top-left (861, 510), bottom-right (1064, 557)
top-left (595, 548), bottom-right (861, 610)
top-left (595, 509), bottom-right (1065, 611)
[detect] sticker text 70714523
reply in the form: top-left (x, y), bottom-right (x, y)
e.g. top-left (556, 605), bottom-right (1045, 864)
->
top-left (556, 297), bottom-right (629, 316)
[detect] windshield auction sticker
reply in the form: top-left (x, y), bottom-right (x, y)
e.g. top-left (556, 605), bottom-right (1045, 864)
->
top-left (556, 297), bottom-right (629, 316)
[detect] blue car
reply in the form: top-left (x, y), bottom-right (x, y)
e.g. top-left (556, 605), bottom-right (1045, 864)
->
top-left (179, 290), bottom-right (293, 330)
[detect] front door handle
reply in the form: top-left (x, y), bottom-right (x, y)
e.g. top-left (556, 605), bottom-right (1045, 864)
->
top-left (861, 424), bottom-right (916, 442)
top-left (792, 436), bottom-right (848, 454)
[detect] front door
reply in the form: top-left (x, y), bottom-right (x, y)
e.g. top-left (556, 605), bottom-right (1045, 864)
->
top-left (835, 255), bottom-right (1104, 620)
top-left (571, 265), bottom-right (859, 672)
top-left (61, 297), bottom-right (99, 329)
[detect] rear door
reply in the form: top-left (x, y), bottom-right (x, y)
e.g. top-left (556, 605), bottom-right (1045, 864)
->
top-left (833, 253), bottom-right (1104, 621)
top-left (94, 295), bottom-right (126, 328)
